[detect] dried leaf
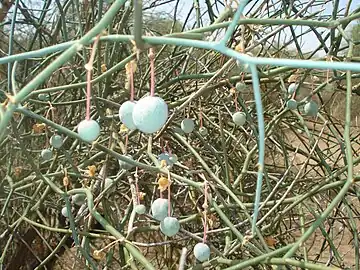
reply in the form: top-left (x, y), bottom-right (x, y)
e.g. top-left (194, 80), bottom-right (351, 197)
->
top-left (63, 176), bottom-right (69, 187)
top-left (264, 236), bottom-right (277, 247)
top-left (14, 167), bottom-right (22, 177)
top-left (138, 192), bottom-right (146, 201)
top-left (93, 250), bottom-right (106, 261)
top-left (101, 63), bottom-right (107, 73)
top-left (160, 159), bottom-right (167, 168)
top-left (88, 165), bottom-right (96, 177)
top-left (157, 176), bottom-right (169, 192)
top-left (120, 124), bottom-right (128, 133)
top-left (32, 123), bottom-right (46, 134)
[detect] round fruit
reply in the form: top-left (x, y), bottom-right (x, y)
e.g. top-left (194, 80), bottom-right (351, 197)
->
top-left (169, 154), bottom-right (178, 164)
top-left (160, 217), bottom-right (180, 237)
top-left (134, 204), bottom-right (146, 214)
top-left (77, 119), bottom-right (100, 143)
top-left (199, 127), bottom-right (208, 136)
top-left (158, 153), bottom-right (172, 166)
top-left (118, 155), bottom-right (134, 170)
top-left (304, 100), bottom-right (318, 116)
top-left (132, 96), bottom-right (168, 134)
top-left (38, 93), bottom-right (50, 101)
top-left (236, 60), bottom-right (251, 73)
top-left (104, 178), bottom-right (114, 190)
top-left (235, 82), bottom-right (247, 92)
top-left (286, 99), bottom-right (297, 110)
top-left (193, 243), bottom-right (210, 262)
top-left (50, 135), bottom-right (63, 148)
top-left (72, 193), bottom-right (86, 206)
top-left (61, 206), bottom-right (70, 218)
top-left (119, 101), bottom-right (137, 130)
top-left (41, 149), bottom-right (52, 160)
top-left (181, 118), bottom-right (195, 134)
top-left (232, 112), bottom-right (246, 126)
top-left (151, 198), bottom-right (169, 221)
top-left (287, 83), bottom-right (298, 95)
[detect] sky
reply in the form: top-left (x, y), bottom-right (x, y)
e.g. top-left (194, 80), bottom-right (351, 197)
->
top-left (147, 0), bottom-right (360, 56)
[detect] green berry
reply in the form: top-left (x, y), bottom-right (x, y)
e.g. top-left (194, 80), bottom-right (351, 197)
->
top-left (304, 100), bottom-right (318, 116)
top-left (41, 149), bottom-right (52, 160)
top-left (181, 119), bottom-right (195, 133)
top-left (72, 194), bottom-right (86, 206)
top-left (235, 82), bottom-right (247, 92)
top-left (50, 135), bottom-right (63, 148)
top-left (151, 198), bottom-right (169, 221)
top-left (199, 127), bottom-right (208, 136)
top-left (194, 243), bottom-right (210, 262)
top-left (38, 93), bottom-right (50, 101)
top-left (160, 217), bottom-right (180, 237)
top-left (288, 83), bottom-right (298, 94)
top-left (232, 112), bottom-right (246, 126)
top-left (135, 204), bottom-right (146, 214)
top-left (61, 206), bottom-right (70, 218)
top-left (169, 154), bottom-right (178, 164)
top-left (286, 99), bottom-right (297, 110)
top-left (77, 119), bottom-right (100, 143)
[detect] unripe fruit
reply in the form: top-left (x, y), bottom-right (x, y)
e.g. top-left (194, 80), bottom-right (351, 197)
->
top-left (158, 153), bottom-right (172, 166)
top-left (119, 101), bottom-right (137, 130)
top-left (193, 243), bottom-right (210, 262)
top-left (50, 135), bottom-right (63, 148)
top-left (169, 154), bottom-right (178, 164)
top-left (199, 127), bottom-right (208, 136)
top-left (38, 93), bottom-right (50, 101)
top-left (132, 96), bottom-right (168, 134)
top-left (118, 155), bottom-right (134, 170)
top-left (72, 194), bottom-right (86, 206)
top-left (181, 118), bottom-right (195, 133)
top-left (286, 99), bottom-right (297, 110)
top-left (61, 206), bottom-right (70, 218)
top-left (235, 82), bottom-right (247, 92)
top-left (288, 83), bottom-right (298, 95)
top-left (134, 204), bottom-right (146, 214)
top-left (232, 112), bottom-right (246, 126)
top-left (41, 149), bottom-right (52, 160)
top-left (151, 198), bottom-right (169, 221)
top-left (104, 178), bottom-right (114, 190)
top-left (236, 60), bottom-right (251, 73)
top-left (77, 119), bottom-right (100, 143)
top-left (304, 100), bottom-right (318, 116)
top-left (160, 217), bottom-right (180, 237)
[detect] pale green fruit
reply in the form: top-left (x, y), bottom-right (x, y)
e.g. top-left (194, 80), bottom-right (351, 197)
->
top-left (72, 194), bottom-right (86, 206)
top-left (134, 204), bottom-right (146, 214)
top-left (304, 100), bottom-right (318, 117)
top-left (160, 217), bottom-right (180, 237)
top-left (194, 243), bottom-right (210, 262)
top-left (50, 135), bottom-right (63, 148)
top-left (41, 149), bottom-right (52, 160)
top-left (61, 206), bottom-right (70, 218)
top-left (151, 198), bottom-right (169, 221)
top-left (199, 127), bottom-right (208, 136)
top-left (232, 112), bottom-right (246, 126)
top-left (235, 82), bottom-right (247, 92)
top-left (286, 99), bottom-right (297, 110)
top-left (181, 119), bottom-right (195, 133)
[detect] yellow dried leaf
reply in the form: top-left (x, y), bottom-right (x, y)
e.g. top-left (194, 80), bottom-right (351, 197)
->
top-left (288, 74), bottom-right (299, 83)
top-left (265, 236), bottom-right (277, 248)
top-left (63, 176), bottom-right (70, 187)
top-left (33, 123), bottom-right (46, 134)
top-left (157, 176), bottom-right (169, 192)
top-left (138, 192), bottom-right (146, 201)
top-left (120, 124), bottom-right (128, 133)
top-left (235, 43), bottom-right (244, 52)
top-left (101, 63), bottom-right (107, 73)
top-left (160, 159), bottom-right (167, 168)
top-left (88, 165), bottom-right (96, 177)
top-left (93, 250), bottom-right (106, 260)
top-left (14, 167), bottom-right (22, 177)
top-left (230, 87), bottom-right (236, 95)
